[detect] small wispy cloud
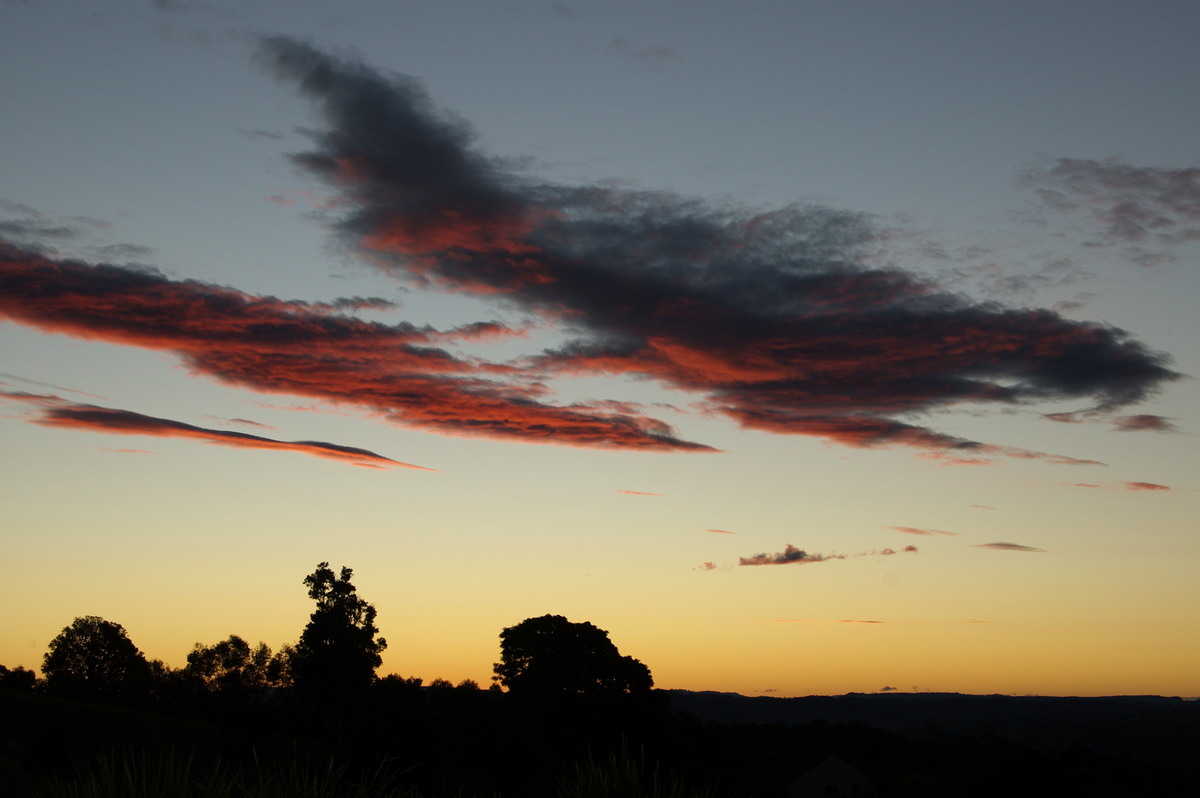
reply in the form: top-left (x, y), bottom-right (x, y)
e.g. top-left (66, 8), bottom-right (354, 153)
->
top-left (1112, 414), bottom-right (1178, 433)
top-left (704, 528), bottom-right (736, 535)
top-left (1020, 157), bottom-right (1200, 267)
top-left (605, 37), bottom-right (679, 62)
top-left (975, 542), bottom-right (1046, 553)
top-left (1069, 480), bottom-right (1170, 492)
top-left (738, 543), bottom-right (916, 567)
top-left (616, 489), bottom-right (661, 496)
top-left (888, 526), bottom-right (961, 536)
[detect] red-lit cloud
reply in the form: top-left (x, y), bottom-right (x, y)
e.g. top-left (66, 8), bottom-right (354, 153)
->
top-left (1070, 481), bottom-right (1171, 491)
top-left (250, 38), bottom-right (1177, 462)
top-left (704, 528), bottom-right (737, 535)
top-left (0, 242), bottom-right (708, 452)
top-left (0, 390), bottom-right (430, 469)
top-left (616, 490), bottom-right (661, 496)
top-left (1112, 414), bottom-right (1178, 433)
top-left (0, 41), bottom-right (1180, 464)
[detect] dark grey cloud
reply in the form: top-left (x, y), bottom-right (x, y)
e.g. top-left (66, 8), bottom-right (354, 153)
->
top-left (738, 544), bottom-right (916, 567)
top-left (252, 37), bottom-right (1180, 462)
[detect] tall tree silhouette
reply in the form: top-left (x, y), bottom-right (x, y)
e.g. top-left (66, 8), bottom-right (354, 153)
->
top-left (42, 615), bottom-right (149, 700)
top-left (493, 614), bottom-right (652, 698)
top-left (291, 563), bottom-right (386, 702)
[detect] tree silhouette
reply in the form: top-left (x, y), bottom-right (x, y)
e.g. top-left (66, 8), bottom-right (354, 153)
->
top-left (0, 664), bottom-right (37, 690)
top-left (493, 614), bottom-right (653, 698)
top-left (291, 562), bottom-right (386, 702)
top-left (185, 635), bottom-right (276, 693)
top-left (42, 615), bottom-right (149, 699)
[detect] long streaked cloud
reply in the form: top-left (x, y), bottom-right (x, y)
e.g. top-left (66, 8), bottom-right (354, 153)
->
top-left (975, 542), bottom-right (1046, 553)
top-left (888, 526), bottom-right (961, 536)
top-left (1045, 410), bottom-right (1179, 434)
top-left (1070, 480), bottom-right (1171, 492)
top-left (248, 37), bottom-right (1178, 462)
top-left (0, 390), bottom-right (428, 469)
top-left (738, 543), bottom-right (917, 566)
top-left (0, 240), bottom-right (708, 451)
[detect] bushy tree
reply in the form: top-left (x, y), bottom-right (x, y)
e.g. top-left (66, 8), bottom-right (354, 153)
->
top-left (493, 614), bottom-right (653, 698)
top-left (0, 664), bottom-right (37, 690)
top-left (185, 635), bottom-right (275, 693)
top-left (42, 616), bottom-right (149, 699)
top-left (292, 562), bottom-right (386, 701)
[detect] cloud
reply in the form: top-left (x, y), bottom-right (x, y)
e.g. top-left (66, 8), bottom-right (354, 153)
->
top-left (0, 391), bottom-right (431, 470)
top-left (1070, 480), bottom-right (1170, 491)
top-left (889, 526), bottom-right (960, 536)
top-left (1124, 481), bottom-right (1170, 491)
top-left (975, 542), bottom-right (1046, 553)
top-left (1046, 410), bottom-right (1179, 434)
top-left (704, 528), bottom-right (736, 535)
top-left (740, 544), bottom-right (838, 566)
top-left (250, 38), bottom-right (1178, 462)
top-left (738, 543), bottom-right (915, 566)
top-left (0, 239), bottom-right (709, 452)
top-left (605, 37), bottom-right (680, 62)
top-left (696, 561), bottom-right (718, 571)
top-left (1112, 414), bottom-right (1178, 433)
top-left (616, 489), bottom-right (660, 496)
top-left (1021, 157), bottom-right (1200, 263)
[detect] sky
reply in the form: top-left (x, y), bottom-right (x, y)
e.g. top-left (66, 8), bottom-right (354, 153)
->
top-left (2, 0), bottom-right (1198, 698)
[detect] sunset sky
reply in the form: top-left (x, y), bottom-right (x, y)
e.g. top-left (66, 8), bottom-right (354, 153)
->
top-left (2, 0), bottom-right (1198, 698)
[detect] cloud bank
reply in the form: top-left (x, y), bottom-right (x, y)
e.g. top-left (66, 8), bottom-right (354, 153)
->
top-left (0, 38), bottom-right (1181, 464)
top-left (253, 37), bottom-right (1178, 460)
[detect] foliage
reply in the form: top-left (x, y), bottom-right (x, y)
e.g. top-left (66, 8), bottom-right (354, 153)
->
top-left (185, 636), bottom-right (282, 694)
top-left (558, 744), bottom-right (715, 798)
top-left (292, 563), bottom-right (387, 701)
top-left (42, 616), bottom-right (149, 700)
top-left (0, 663), bottom-right (38, 690)
top-left (33, 747), bottom-right (425, 798)
top-left (492, 615), bottom-right (652, 698)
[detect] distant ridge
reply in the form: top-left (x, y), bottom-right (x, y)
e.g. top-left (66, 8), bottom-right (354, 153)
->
top-left (666, 689), bottom-right (1200, 765)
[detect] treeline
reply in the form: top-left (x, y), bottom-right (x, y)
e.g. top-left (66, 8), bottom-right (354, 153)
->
top-left (1, 563), bottom-right (702, 797)
top-left (3, 563), bottom-right (1197, 797)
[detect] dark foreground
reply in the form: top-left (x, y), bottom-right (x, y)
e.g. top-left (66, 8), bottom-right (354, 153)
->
top-left (3, 685), bottom-right (1198, 797)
